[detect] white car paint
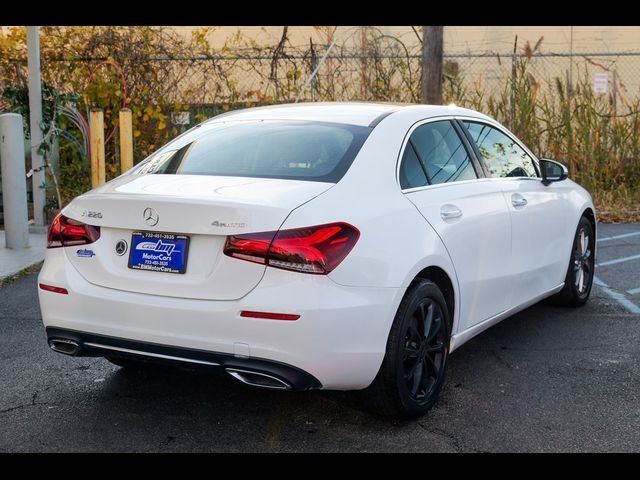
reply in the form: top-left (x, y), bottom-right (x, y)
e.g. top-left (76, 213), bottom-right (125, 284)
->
top-left (63, 175), bottom-right (334, 300)
top-left (38, 102), bottom-right (596, 390)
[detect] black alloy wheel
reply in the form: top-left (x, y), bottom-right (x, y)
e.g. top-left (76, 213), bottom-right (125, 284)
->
top-left (550, 215), bottom-right (595, 307)
top-left (365, 279), bottom-right (451, 419)
top-left (573, 224), bottom-right (594, 298)
top-left (403, 299), bottom-right (447, 404)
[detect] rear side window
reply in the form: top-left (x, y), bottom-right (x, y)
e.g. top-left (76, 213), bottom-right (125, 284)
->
top-left (133, 120), bottom-right (371, 183)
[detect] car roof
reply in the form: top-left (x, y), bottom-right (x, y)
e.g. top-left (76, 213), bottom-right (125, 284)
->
top-left (205, 102), bottom-right (493, 127)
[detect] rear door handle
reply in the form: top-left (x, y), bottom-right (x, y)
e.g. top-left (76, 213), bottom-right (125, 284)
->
top-left (511, 194), bottom-right (528, 208)
top-left (440, 205), bottom-right (463, 220)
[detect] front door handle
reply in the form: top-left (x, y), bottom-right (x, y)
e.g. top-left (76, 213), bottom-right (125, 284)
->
top-left (440, 205), bottom-right (463, 220)
top-left (511, 194), bottom-right (528, 208)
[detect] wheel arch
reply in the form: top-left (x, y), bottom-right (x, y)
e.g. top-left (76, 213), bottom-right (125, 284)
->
top-left (581, 206), bottom-right (597, 261)
top-left (411, 266), bottom-right (455, 333)
top-left (582, 207), bottom-right (596, 234)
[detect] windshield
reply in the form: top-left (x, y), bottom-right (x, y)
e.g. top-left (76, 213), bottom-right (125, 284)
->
top-left (131, 120), bottom-right (371, 183)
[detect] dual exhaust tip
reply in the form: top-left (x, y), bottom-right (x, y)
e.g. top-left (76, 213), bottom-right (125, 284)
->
top-left (225, 368), bottom-right (291, 390)
top-left (49, 338), bottom-right (81, 356)
top-left (48, 338), bottom-right (291, 390)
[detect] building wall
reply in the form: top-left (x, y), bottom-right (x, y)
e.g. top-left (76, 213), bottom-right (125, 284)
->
top-left (174, 26), bottom-right (640, 54)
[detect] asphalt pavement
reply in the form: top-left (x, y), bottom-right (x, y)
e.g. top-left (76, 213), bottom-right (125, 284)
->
top-left (1, 223), bottom-right (639, 452)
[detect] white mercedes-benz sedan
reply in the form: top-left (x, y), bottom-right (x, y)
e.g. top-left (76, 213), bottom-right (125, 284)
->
top-left (38, 102), bottom-right (596, 418)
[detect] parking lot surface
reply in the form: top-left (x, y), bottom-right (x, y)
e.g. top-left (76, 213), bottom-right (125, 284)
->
top-left (1, 223), bottom-right (639, 452)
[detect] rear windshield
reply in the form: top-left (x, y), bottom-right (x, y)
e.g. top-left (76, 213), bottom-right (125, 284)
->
top-left (131, 120), bottom-right (371, 183)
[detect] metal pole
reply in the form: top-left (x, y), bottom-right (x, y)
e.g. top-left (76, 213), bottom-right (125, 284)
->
top-left (612, 69), bottom-right (618, 117)
top-left (294, 34), bottom-right (338, 103)
top-left (569, 26), bottom-right (574, 98)
top-left (511, 35), bottom-right (518, 128)
top-left (360, 27), bottom-right (368, 100)
top-left (26, 26), bottom-right (46, 227)
top-left (0, 113), bottom-right (30, 249)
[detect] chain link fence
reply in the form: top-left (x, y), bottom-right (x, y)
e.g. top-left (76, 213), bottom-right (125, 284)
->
top-left (445, 51), bottom-right (640, 110)
top-left (3, 28), bottom-right (639, 223)
top-left (43, 49), bottom-right (640, 114)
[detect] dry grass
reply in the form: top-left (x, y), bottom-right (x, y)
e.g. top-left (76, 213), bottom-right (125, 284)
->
top-left (0, 261), bottom-right (43, 288)
top-left (593, 190), bottom-right (640, 223)
top-left (444, 40), bottom-right (639, 223)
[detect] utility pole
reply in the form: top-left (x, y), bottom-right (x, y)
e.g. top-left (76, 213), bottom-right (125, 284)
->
top-left (421, 26), bottom-right (444, 104)
top-left (27, 26), bottom-right (46, 227)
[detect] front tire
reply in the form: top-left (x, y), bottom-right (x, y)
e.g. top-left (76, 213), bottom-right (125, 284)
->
top-left (364, 279), bottom-right (451, 419)
top-left (549, 216), bottom-right (595, 307)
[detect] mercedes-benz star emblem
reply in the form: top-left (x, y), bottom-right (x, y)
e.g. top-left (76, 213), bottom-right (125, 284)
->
top-left (115, 240), bottom-right (128, 256)
top-left (143, 207), bottom-right (159, 226)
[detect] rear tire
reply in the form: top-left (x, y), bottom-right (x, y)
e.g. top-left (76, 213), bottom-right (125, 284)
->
top-left (549, 216), bottom-right (595, 307)
top-left (364, 279), bottom-right (451, 419)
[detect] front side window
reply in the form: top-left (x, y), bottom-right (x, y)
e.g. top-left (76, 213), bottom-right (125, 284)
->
top-left (409, 120), bottom-right (478, 185)
top-left (463, 121), bottom-right (538, 178)
top-left (131, 120), bottom-right (371, 183)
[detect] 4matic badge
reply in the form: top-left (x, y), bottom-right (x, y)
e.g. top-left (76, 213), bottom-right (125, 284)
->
top-left (211, 220), bottom-right (246, 228)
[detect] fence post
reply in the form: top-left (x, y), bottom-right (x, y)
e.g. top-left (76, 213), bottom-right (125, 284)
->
top-left (0, 113), bottom-right (30, 249)
top-left (309, 38), bottom-right (317, 102)
top-left (119, 108), bottom-right (133, 173)
top-left (360, 27), bottom-right (366, 99)
top-left (612, 69), bottom-right (618, 118)
top-left (90, 109), bottom-right (105, 188)
top-left (510, 53), bottom-right (517, 128)
top-left (510, 35), bottom-right (518, 129)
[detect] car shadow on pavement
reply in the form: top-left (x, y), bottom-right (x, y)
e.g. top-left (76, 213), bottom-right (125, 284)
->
top-left (21, 293), bottom-right (638, 452)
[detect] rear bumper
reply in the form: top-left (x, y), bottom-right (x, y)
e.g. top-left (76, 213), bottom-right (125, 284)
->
top-left (38, 249), bottom-right (404, 390)
top-left (46, 326), bottom-right (321, 390)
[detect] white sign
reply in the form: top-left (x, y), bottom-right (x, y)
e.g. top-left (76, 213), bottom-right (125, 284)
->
top-left (171, 111), bottom-right (191, 125)
top-left (593, 72), bottom-right (609, 94)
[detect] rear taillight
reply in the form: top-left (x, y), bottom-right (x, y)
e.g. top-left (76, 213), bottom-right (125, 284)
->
top-left (224, 222), bottom-right (360, 275)
top-left (47, 213), bottom-right (101, 249)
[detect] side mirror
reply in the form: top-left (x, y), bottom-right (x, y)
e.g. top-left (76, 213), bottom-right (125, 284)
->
top-left (540, 159), bottom-right (569, 186)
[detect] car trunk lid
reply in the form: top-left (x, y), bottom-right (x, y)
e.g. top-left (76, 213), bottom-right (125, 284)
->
top-left (62, 174), bottom-right (333, 300)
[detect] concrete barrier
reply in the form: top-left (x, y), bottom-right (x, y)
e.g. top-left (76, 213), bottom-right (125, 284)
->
top-left (0, 113), bottom-right (30, 249)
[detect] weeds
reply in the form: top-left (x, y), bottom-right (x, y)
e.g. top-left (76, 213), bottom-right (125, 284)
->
top-left (0, 262), bottom-right (43, 288)
top-left (444, 40), bottom-right (640, 221)
top-left (1, 29), bottom-right (638, 221)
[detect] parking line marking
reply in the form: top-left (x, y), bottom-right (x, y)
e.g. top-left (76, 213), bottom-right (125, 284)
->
top-left (597, 231), bottom-right (640, 243)
top-left (593, 276), bottom-right (640, 314)
top-left (627, 287), bottom-right (640, 295)
top-left (596, 254), bottom-right (640, 267)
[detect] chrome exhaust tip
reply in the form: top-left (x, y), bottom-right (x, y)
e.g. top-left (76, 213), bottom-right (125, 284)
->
top-left (49, 338), bottom-right (81, 356)
top-left (226, 368), bottom-right (291, 390)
